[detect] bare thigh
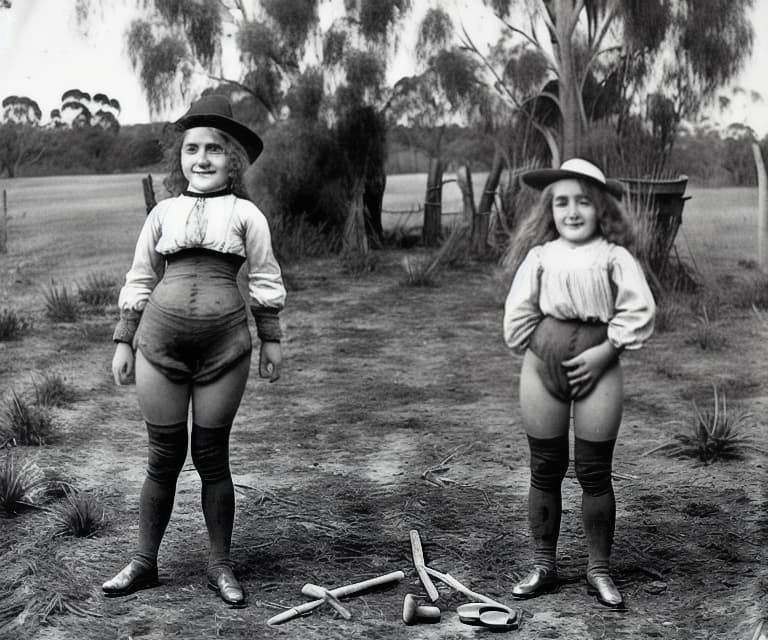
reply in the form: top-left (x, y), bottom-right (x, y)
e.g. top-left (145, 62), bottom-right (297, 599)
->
top-left (135, 350), bottom-right (191, 424)
top-left (519, 350), bottom-right (571, 438)
top-left (191, 353), bottom-right (251, 428)
top-left (573, 361), bottom-right (623, 441)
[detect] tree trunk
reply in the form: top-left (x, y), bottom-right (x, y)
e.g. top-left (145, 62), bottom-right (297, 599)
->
top-left (456, 165), bottom-right (476, 227)
top-left (364, 165), bottom-right (385, 246)
top-left (422, 156), bottom-right (443, 247)
top-left (753, 142), bottom-right (768, 271)
top-left (553, 0), bottom-right (582, 159)
top-left (1, 189), bottom-right (7, 254)
top-left (473, 149), bottom-right (505, 255)
top-left (343, 177), bottom-right (369, 255)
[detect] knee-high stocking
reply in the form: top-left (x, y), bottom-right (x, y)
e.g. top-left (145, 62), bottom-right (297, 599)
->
top-left (135, 421), bottom-right (188, 569)
top-left (191, 423), bottom-right (234, 571)
top-left (575, 437), bottom-right (616, 578)
top-left (527, 434), bottom-right (569, 570)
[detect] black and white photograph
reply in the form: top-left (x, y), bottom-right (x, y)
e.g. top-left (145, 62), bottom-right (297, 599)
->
top-left (0, 1), bottom-right (766, 638)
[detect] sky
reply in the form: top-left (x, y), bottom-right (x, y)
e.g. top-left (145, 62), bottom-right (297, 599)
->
top-left (2, 0), bottom-right (768, 134)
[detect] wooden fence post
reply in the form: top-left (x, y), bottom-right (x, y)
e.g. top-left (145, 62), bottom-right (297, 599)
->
top-left (142, 174), bottom-right (157, 215)
top-left (1, 189), bottom-right (7, 254)
top-left (752, 142), bottom-right (768, 271)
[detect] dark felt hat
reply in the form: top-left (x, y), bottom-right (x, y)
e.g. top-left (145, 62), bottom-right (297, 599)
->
top-left (175, 95), bottom-right (263, 163)
top-left (522, 158), bottom-right (624, 199)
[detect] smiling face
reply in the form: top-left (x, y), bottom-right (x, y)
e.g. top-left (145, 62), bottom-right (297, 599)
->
top-left (550, 178), bottom-right (599, 246)
top-left (181, 127), bottom-right (231, 193)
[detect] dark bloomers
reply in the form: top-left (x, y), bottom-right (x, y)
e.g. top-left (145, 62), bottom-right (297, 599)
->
top-left (528, 316), bottom-right (609, 401)
top-left (134, 249), bottom-right (252, 384)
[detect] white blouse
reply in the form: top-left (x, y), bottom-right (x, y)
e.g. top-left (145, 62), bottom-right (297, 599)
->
top-left (503, 237), bottom-right (655, 352)
top-left (117, 193), bottom-right (286, 313)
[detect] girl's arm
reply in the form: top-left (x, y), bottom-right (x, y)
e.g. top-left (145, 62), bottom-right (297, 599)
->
top-left (503, 248), bottom-right (543, 352)
top-left (241, 203), bottom-right (286, 381)
top-left (112, 205), bottom-right (165, 384)
top-left (605, 247), bottom-right (656, 350)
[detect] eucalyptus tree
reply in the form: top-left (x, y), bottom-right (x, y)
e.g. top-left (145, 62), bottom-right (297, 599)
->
top-left (471, 0), bottom-right (754, 167)
top-left (79, 0), bottom-right (412, 249)
top-left (387, 7), bottom-right (493, 246)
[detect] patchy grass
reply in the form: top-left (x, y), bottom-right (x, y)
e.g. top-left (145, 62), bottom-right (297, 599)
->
top-left (43, 282), bottom-right (80, 323)
top-left (1, 390), bottom-right (55, 446)
top-left (0, 453), bottom-right (50, 515)
top-left (33, 372), bottom-right (78, 408)
top-left (0, 308), bottom-right (33, 341)
top-left (77, 271), bottom-right (120, 308)
top-left (48, 488), bottom-right (105, 538)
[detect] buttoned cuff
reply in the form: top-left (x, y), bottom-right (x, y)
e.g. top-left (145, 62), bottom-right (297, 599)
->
top-left (251, 306), bottom-right (282, 342)
top-left (113, 309), bottom-right (142, 344)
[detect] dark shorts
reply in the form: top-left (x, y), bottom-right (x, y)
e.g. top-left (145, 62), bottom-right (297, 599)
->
top-left (528, 316), bottom-right (608, 402)
top-left (135, 300), bottom-right (251, 384)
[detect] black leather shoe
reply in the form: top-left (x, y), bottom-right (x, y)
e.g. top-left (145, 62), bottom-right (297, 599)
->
top-left (207, 566), bottom-right (245, 606)
top-left (511, 566), bottom-right (559, 599)
top-left (586, 574), bottom-right (625, 609)
top-left (102, 560), bottom-right (160, 597)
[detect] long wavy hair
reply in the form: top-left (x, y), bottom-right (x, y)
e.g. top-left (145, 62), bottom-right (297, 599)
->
top-left (162, 125), bottom-right (251, 199)
top-left (503, 178), bottom-right (634, 276)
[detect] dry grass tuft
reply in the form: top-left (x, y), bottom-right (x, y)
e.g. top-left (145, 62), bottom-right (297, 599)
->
top-left (644, 385), bottom-right (761, 463)
top-left (0, 309), bottom-right (33, 342)
top-left (401, 224), bottom-right (469, 287)
top-left (48, 488), bottom-right (105, 538)
top-left (0, 453), bottom-right (50, 515)
top-left (33, 372), bottom-right (77, 408)
top-left (1, 390), bottom-right (56, 446)
top-left (76, 271), bottom-right (119, 308)
top-left (43, 281), bottom-right (80, 323)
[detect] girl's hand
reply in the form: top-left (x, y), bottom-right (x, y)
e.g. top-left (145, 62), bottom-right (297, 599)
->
top-left (112, 342), bottom-right (135, 385)
top-left (259, 341), bottom-right (283, 382)
top-left (562, 341), bottom-right (621, 398)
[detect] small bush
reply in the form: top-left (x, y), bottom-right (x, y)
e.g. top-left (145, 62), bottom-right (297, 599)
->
top-left (1, 390), bottom-right (55, 446)
top-left (653, 297), bottom-right (684, 333)
top-left (0, 453), bottom-right (50, 515)
top-left (401, 255), bottom-right (439, 287)
top-left (0, 308), bottom-right (33, 341)
top-left (43, 282), bottom-right (79, 323)
top-left (688, 307), bottom-right (727, 350)
top-left (644, 385), bottom-right (760, 463)
top-left (48, 488), bottom-right (105, 538)
top-left (33, 373), bottom-right (77, 408)
top-left (77, 272), bottom-right (119, 308)
top-left (340, 249), bottom-right (378, 276)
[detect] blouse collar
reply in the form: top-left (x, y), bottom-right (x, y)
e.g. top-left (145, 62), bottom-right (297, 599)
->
top-left (182, 186), bottom-right (233, 199)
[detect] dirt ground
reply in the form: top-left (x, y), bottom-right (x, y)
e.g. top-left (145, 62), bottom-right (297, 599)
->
top-left (1, 245), bottom-right (766, 639)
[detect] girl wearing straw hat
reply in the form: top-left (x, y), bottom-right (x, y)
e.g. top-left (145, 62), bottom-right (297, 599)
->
top-left (503, 158), bottom-right (655, 609)
top-left (104, 95), bottom-right (285, 607)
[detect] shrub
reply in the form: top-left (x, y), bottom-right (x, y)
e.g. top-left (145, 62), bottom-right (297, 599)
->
top-left (1, 390), bottom-right (55, 446)
top-left (0, 308), bottom-right (32, 341)
top-left (654, 297), bottom-right (683, 333)
top-left (688, 306), bottom-right (727, 350)
top-left (48, 488), bottom-right (105, 538)
top-left (77, 272), bottom-right (119, 308)
top-left (401, 255), bottom-right (439, 287)
top-left (43, 282), bottom-right (79, 323)
top-left (0, 453), bottom-right (50, 514)
top-left (644, 385), bottom-right (760, 463)
top-left (33, 373), bottom-right (77, 408)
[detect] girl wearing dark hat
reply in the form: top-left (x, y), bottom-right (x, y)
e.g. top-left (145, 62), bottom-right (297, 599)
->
top-left (103, 95), bottom-right (284, 607)
top-left (503, 158), bottom-right (655, 609)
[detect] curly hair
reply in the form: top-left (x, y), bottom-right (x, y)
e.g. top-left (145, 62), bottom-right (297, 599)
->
top-left (503, 178), bottom-right (634, 276)
top-left (162, 125), bottom-right (251, 199)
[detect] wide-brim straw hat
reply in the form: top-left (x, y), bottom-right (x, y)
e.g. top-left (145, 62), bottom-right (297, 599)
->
top-left (522, 158), bottom-right (624, 199)
top-left (175, 94), bottom-right (263, 163)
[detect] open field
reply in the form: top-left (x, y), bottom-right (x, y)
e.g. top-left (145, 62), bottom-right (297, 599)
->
top-left (0, 173), bottom-right (766, 640)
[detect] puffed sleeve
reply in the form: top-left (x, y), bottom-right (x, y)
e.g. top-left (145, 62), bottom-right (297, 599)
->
top-left (113, 203), bottom-right (165, 343)
top-left (241, 203), bottom-right (286, 342)
top-left (607, 247), bottom-right (656, 349)
top-left (503, 248), bottom-right (543, 352)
